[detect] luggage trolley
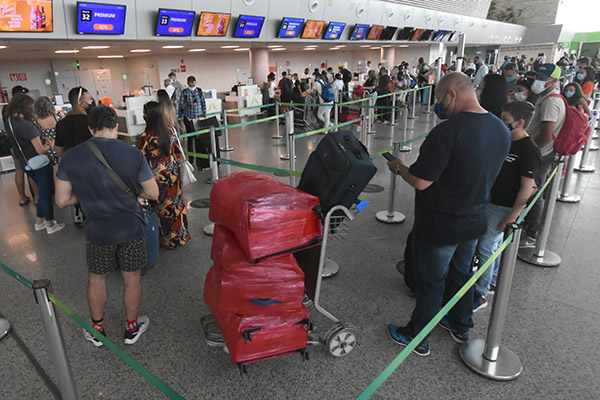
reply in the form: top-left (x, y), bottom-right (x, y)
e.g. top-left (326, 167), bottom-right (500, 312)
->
top-left (200, 204), bottom-right (359, 361)
top-left (293, 95), bottom-right (320, 132)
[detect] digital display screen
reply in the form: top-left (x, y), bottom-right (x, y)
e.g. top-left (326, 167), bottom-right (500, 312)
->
top-left (397, 27), bottom-right (414, 40)
top-left (234, 14), bottom-right (264, 38)
top-left (278, 17), bottom-right (304, 38)
top-left (420, 29), bottom-right (434, 41)
top-left (432, 30), bottom-right (446, 41)
top-left (366, 25), bottom-right (383, 40)
top-left (380, 26), bottom-right (397, 40)
top-left (350, 24), bottom-right (369, 40)
top-left (323, 21), bottom-right (345, 40)
top-left (156, 9), bottom-right (195, 36)
top-left (0, 0), bottom-right (53, 32)
top-left (301, 20), bottom-right (324, 39)
top-left (449, 31), bottom-right (460, 41)
top-left (197, 12), bottom-right (230, 37)
top-left (77, 2), bottom-right (126, 34)
top-left (410, 28), bottom-right (425, 41)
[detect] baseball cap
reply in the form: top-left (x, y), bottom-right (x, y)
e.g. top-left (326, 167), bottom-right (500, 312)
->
top-left (535, 63), bottom-right (561, 79)
top-left (338, 63), bottom-right (344, 68)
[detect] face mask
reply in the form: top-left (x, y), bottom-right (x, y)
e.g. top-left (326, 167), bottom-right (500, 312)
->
top-left (506, 75), bottom-right (516, 82)
top-left (505, 122), bottom-right (516, 131)
top-left (565, 91), bottom-right (575, 98)
top-left (434, 94), bottom-right (450, 120)
top-left (514, 92), bottom-right (527, 102)
top-left (531, 79), bottom-right (548, 94)
top-left (577, 73), bottom-right (585, 81)
top-left (85, 99), bottom-right (97, 115)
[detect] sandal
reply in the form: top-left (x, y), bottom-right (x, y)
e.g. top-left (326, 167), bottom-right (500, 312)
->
top-left (19, 197), bottom-right (31, 206)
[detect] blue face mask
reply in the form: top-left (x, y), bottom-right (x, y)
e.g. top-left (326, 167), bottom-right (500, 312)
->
top-left (577, 73), bottom-right (585, 81)
top-left (565, 91), bottom-right (575, 98)
top-left (434, 93), bottom-right (452, 120)
top-left (506, 75), bottom-right (516, 82)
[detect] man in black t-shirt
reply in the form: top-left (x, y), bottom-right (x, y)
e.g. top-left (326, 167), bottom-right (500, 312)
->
top-left (385, 72), bottom-right (511, 357)
top-left (55, 86), bottom-right (94, 156)
top-left (473, 101), bottom-right (541, 309)
top-left (375, 67), bottom-right (392, 122)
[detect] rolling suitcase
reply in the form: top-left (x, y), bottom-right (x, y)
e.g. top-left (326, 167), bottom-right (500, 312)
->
top-left (298, 130), bottom-right (377, 217)
top-left (213, 308), bottom-right (310, 366)
top-left (195, 116), bottom-right (220, 170)
top-left (142, 209), bottom-right (159, 275)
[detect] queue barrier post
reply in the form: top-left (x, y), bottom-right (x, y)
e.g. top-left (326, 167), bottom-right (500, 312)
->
top-left (557, 154), bottom-right (581, 203)
top-left (575, 111), bottom-right (597, 173)
top-left (33, 279), bottom-right (78, 400)
top-left (518, 159), bottom-right (563, 267)
top-left (0, 318), bottom-right (9, 340)
top-left (365, 92), bottom-right (376, 134)
top-left (389, 92), bottom-right (399, 127)
top-left (399, 103), bottom-right (411, 152)
top-left (280, 109), bottom-right (292, 161)
top-left (203, 126), bottom-right (220, 236)
top-left (460, 224), bottom-right (523, 381)
top-left (360, 100), bottom-right (368, 143)
top-left (376, 143), bottom-right (406, 224)
top-left (286, 110), bottom-right (296, 186)
top-left (424, 85), bottom-right (433, 115)
top-left (334, 101), bottom-right (339, 133)
top-left (408, 87), bottom-right (418, 120)
top-left (272, 102), bottom-right (283, 139)
top-left (219, 110), bottom-right (234, 152)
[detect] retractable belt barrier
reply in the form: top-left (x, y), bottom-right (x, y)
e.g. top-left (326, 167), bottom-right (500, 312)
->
top-left (179, 113), bottom-right (285, 139)
top-left (0, 263), bottom-right (185, 400)
top-left (358, 163), bottom-right (561, 399)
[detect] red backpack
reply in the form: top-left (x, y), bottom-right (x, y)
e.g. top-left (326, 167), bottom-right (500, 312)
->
top-left (545, 94), bottom-right (591, 156)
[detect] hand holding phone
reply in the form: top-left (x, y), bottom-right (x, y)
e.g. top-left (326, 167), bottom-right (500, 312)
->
top-left (382, 152), bottom-right (397, 162)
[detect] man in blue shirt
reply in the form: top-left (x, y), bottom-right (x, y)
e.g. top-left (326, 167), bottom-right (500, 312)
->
top-left (180, 75), bottom-right (207, 168)
top-left (386, 72), bottom-right (511, 356)
top-left (55, 107), bottom-right (159, 347)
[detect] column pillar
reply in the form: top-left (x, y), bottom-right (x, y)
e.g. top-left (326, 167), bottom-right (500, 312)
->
top-left (250, 48), bottom-right (269, 85)
top-left (381, 47), bottom-right (396, 69)
top-left (456, 33), bottom-right (466, 72)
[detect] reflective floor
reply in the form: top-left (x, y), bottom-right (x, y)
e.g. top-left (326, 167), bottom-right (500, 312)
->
top-left (1, 104), bottom-right (599, 399)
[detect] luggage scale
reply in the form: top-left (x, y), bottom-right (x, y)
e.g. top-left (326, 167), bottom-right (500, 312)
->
top-left (201, 203), bottom-right (366, 367)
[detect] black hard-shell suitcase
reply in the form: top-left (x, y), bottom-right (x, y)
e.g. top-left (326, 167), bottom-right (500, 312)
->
top-left (298, 130), bottom-right (376, 217)
top-left (195, 116), bottom-right (220, 170)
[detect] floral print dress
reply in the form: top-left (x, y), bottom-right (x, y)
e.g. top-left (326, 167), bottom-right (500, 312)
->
top-left (137, 129), bottom-right (190, 248)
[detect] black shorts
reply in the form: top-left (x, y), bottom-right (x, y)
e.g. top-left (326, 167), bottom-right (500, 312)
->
top-left (86, 236), bottom-right (147, 275)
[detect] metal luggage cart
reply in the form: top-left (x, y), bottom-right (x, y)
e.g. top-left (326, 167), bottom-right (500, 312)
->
top-left (201, 204), bottom-right (359, 360)
top-left (292, 95), bottom-right (320, 132)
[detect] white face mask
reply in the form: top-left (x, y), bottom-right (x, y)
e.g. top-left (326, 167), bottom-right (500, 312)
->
top-left (514, 91), bottom-right (528, 102)
top-left (531, 79), bottom-right (548, 94)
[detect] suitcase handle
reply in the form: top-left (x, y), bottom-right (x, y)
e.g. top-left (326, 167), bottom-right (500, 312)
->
top-left (242, 327), bottom-right (261, 343)
top-left (343, 135), bottom-right (364, 160)
top-left (248, 298), bottom-right (282, 306)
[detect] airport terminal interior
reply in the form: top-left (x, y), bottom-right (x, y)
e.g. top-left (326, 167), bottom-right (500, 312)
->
top-left (1, 0), bottom-right (600, 399)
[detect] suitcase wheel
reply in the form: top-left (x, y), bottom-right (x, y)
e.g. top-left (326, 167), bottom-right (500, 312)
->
top-left (324, 324), bottom-right (357, 357)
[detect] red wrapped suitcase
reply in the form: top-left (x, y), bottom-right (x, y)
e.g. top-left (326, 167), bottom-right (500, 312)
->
top-left (208, 172), bottom-right (322, 261)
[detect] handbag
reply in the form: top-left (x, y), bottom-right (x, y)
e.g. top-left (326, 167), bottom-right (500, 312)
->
top-left (7, 116), bottom-right (50, 171)
top-left (174, 132), bottom-right (197, 186)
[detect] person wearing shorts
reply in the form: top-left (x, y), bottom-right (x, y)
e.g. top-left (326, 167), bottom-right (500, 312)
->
top-left (55, 107), bottom-right (158, 347)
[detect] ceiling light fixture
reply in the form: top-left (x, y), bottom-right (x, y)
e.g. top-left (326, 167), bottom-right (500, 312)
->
top-left (0, 45), bottom-right (8, 49)
top-left (335, 45), bottom-right (346, 48)
top-left (370, 47), bottom-right (381, 50)
top-left (270, 48), bottom-right (286, 51)
top-left (398, 45), bottom-right (409, 48)
top-left (304, 48), bottom-right (317, 51)
top-left (55, 50), bottom-right (79, 54)
top-left (359, 45), bottom-right (370, 48)
top-left (268, 45), bottom-right (282, 48)
top-left (82, 46), bottom-right (110, 49)
top-left (162, 45), bottom-right (184, 49)
top-left (130, 49), bottom-right (151, 53)
top-left (188, 48), bottom-right (206, 52)
top-left (305, 45), bottom-right (318, 48)
top-left (98, 55), bottom-right (124, 59)
top-left (234, 48), bottom-right (250, 51)
top-left (221, 45), bottom-right (239, 49)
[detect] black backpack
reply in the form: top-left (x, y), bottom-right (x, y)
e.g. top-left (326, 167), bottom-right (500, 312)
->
top-left (341, 68), bottom-right (352, 83)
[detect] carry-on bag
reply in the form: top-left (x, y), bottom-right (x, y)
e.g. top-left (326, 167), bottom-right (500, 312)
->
top-left (209, 172), bottom-right (322, 261)
top-left (298, 130), bottom-right (377, 217)
top-left (142, 209), bottom-right (159, 274)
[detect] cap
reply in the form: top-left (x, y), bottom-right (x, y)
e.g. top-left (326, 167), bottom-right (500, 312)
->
top-left (535, 63), bottom-right (561, 79)
top-left (338, 63), bottom-right (344, 68)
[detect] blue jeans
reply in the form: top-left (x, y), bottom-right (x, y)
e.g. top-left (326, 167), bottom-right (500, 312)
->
top-left (26, 164), bottom-right (54, 221)
top-left (475, 203), bottom-right (511, 297)
top-left (407, 231), bottom-right (478, 335)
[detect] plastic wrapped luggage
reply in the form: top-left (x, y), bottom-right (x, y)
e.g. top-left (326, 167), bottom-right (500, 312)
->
top-left (213, 308), bottom-right (310, 365)
top-left (209, 172), bottom-right (322, 261)
top-left (298, 130), bottom-right (377, 217)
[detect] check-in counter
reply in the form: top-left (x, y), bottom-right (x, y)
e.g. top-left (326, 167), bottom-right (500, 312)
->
top-left (225, 84), bottom-right (263, 122)
top-left (115, 95), bottom-right (154, 137)
top-left (204, 89), bottom-right (222, 120)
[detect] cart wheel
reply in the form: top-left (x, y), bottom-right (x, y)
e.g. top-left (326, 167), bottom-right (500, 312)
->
top-left (326, 326), bottom-right (357, 357)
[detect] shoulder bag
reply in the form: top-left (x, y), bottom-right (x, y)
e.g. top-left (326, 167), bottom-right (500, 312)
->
top-left (85, 140), bottom-right (137, 200)
top-left (173, 131), bottom-right (197, 186)
top-left (7, 116), bottom-right (50, 171)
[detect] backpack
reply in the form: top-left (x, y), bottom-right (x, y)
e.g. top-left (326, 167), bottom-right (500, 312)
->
top-left (318, 81), bottom-right (335, 102)
top-left (545, 94), bottom-right (591, 156)
top-left (341, 68), bottom-right (352, 83)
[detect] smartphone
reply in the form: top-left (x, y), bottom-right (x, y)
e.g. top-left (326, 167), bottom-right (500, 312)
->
top-left (382, 152), bottom-right (397, 162)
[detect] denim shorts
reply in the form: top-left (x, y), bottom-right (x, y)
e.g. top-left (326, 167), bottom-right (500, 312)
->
top-left (86, 236), bottom-right (147, 275)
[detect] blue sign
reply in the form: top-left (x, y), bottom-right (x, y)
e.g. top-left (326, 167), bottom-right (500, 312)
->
top-left (324, 22), bottom-right (346, 40)
top-left (278, 17), bottom-right (304, 38)
top-left (77, 2), bottom-right (127, 34)
top-left (234, 15), bottom-right (265, 38)
top-left (350, 24), bottom-right (368, 40)
top-left (156, 9), bottom-right (195, 36)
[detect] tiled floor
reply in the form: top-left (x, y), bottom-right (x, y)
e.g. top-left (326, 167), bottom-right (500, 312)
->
top-left (1, 104), bottom-right (599, 399)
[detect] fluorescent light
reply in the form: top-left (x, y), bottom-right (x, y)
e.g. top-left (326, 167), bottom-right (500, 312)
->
top-left (234, 48), bottom-right (250, 51)
top-left (221, 45), bottom-right (239, 49)
top-left (334, 45), bottom-right (346, 48)
top-left (360, 45), bottom-right (370, 48)
top-left (0, 46), bottom-right (7, 49)
top-left (270, 48), bottom-right (286, 51)
top-left (330, 47), bottom-right (340, 50)
top-left (370, 47), bottom-right (381, 50)
top-left (98, 55), bottom-right (124, 59)
top-left (304, 48), bottom-right (316, 51)
top-left (55, 50), bottom-right (79, 54)
top-left (82, 46), bottom-right (110, 50)
top-left (305, 45), bottom-right (318, 48)
top-left (130, 49), bottom-right (151, 53)
top-left (398, 45), bottom-right (409, 48)
top-left (381, 45), bottom-right (391, 48)
top-left (162, 45), bottom-right (184, 49)
top-left (188, 49), bottom-right (206, 52)
top-left (268, 45), bottom-right (282, 48)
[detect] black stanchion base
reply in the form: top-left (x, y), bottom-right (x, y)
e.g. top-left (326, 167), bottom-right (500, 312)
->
top-left (460, 339), bottom-right (522, 381)
top-left (517, 248), bottom-right (561, 267)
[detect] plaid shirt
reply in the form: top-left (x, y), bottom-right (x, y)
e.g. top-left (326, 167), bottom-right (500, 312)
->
top-left (180, 87), bottom-right (206, 120)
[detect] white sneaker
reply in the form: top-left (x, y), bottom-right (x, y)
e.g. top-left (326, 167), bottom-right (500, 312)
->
top-left (46, 221), bottom-right (65, 234)
top-left (34, 222), bottom-right (46, 231)
top-left (124, 315), bottom-right (149, 345)
top-left (83, 328), bottom-right (105, 347)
